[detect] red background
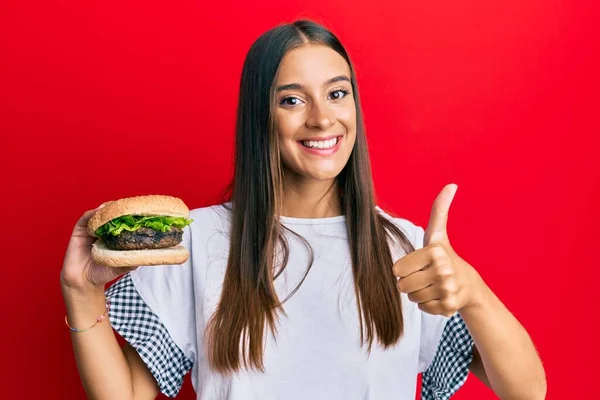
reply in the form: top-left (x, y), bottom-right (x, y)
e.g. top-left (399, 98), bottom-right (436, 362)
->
top-left (1, 1), bottom-right (598, 398)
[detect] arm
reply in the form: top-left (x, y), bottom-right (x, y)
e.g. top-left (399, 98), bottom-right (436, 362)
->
top-left (124, 343), bottom-right (161, 400)
top-left (63, 285), bottom-right (160, 400)
top-left (461, 284), bottom-right (546, 399)
top-left (467, 345), bottom-right (491, 388)
top-left (394, 184), bottom-right (546, 399)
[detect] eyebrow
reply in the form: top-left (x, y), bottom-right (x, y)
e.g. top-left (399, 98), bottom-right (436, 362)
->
top-left (275, 75), bottom-right (351, 92)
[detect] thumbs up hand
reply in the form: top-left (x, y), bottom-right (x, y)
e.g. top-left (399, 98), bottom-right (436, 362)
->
top-left (392, 184), bottom-right (486, 317)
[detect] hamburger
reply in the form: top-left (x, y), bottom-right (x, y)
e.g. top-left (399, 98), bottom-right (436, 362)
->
top-left (87, 195), bottom-right (194, 267)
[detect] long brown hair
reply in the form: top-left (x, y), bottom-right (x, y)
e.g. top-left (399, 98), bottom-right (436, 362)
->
top-left (206, 20), bottom-right (415, 373)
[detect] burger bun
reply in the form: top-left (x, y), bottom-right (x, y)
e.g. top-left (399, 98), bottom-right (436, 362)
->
top-left (91, 239), bottom-right (189, 267)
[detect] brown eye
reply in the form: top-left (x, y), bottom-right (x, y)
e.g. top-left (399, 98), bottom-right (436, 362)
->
top-left (280, 97), bottom-right (302, 107)
top-left (329, 89), bottom-right (350, 100)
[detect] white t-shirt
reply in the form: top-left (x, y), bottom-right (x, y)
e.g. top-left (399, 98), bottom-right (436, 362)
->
top-left (125, 204), bottom-right (451, 400)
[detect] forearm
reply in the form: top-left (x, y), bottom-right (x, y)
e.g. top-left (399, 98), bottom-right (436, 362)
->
top-left (63, 284), bottom-right (134, 400)
top-left (460, 283), bottom-right (546, 400)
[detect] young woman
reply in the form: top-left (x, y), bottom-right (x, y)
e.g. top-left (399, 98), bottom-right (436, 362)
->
top-left (60, 20), bottom-right (546, 399)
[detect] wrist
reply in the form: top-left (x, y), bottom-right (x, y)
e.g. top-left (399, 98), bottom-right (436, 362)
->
top-left (461, 273), bottom-right (493, 314)
top-left (60, 270), bottom-right (105, 295)
top-left (62, 284), bottom-right (109, 331)
top-left (61, 280), bottom-right (106, 305)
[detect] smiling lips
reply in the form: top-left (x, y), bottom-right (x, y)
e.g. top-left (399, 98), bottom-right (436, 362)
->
top-left (298, 135), bottom-right (342, 155)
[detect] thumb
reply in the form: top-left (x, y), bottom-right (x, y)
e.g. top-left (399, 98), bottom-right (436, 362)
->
top-left (76, 201), bottom-right (113, 230)
top-left (424, 183), bottom-right (458, 245)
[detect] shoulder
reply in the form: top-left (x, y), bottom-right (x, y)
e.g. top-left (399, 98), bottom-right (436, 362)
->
top-left (189, 202), bottom-right (231, 224)
top-left (188, 202), bottom-right (232, 235)
top-left (186, 203), bottom-right (232, 261)
top-left (375, 206), bottom-right (425, 250)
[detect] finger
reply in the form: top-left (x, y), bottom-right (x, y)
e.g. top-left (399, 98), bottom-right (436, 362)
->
top-left (392, 248), bottom-right (432, 278)
top-left (406, 284), bottom-right (440, 304)
top-left (424, 183), bottom-right (458, 246)
top-left (86, 265), bottom-right (139, 287)
top-left (397, 269), bottom-right (434, 294)
top-left (75, 209), bottom-right (97, 229)
top-left (417, 300), bottom-right (455, 317)
top-left (107, 266), bottom-right (140, 284)
top-left (109, 266), bottom-right (139, 277)
top-left (75, 201), bottom-right (113, 229)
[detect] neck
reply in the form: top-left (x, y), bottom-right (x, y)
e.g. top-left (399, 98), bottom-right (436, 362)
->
top-left (280, 172), bottom-right (342, 219)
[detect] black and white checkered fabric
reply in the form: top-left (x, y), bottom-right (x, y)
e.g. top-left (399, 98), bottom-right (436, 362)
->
top-left (106, 274), bottom-right (473, 399)
top-left (421, 313), bottom-right (474, 399)
top-left (105, 274), bottom-right (193, 398)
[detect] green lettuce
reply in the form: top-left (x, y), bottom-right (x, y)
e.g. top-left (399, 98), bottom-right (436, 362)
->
top-left (96, 215), bottom-right (194, 237)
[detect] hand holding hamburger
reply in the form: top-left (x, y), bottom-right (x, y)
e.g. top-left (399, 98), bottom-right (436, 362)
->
top-left (60, 195), bottom-right (193, 292)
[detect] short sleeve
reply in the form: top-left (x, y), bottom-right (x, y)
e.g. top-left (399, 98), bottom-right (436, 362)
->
top-left (411, 225), bottom-right (453, 373)
top-left (419, 312), bottom-right (452, 372)
top-left (421, 313), bottom-right (474, 399)
top-left (106, 274), bottom-right (193, 397)
top-left (104, 223), bottom-right (197, 397)
top-left (410, 226), bottom-right (474, 398)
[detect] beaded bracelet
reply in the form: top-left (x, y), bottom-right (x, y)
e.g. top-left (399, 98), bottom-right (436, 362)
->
top-left (65, 297), bottom-right (111, 333)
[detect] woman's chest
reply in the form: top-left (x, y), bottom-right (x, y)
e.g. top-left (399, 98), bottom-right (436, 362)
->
top-left (193, 238), bottom-right (421, 377)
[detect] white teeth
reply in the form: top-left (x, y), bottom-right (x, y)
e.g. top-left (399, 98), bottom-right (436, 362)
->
top-left (302, 137), bottom-right (338, 149)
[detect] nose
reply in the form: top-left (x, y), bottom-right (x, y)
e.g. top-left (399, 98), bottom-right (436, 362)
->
top-left (305, 100), bottom-right (335, 130)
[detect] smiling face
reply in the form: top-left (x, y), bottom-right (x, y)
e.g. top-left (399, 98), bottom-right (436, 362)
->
top-left (273, 44), bottom-right (357, 184)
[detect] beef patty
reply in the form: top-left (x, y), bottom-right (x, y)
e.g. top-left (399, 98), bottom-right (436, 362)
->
top-left (102, 227), bottom-right (184, 250)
